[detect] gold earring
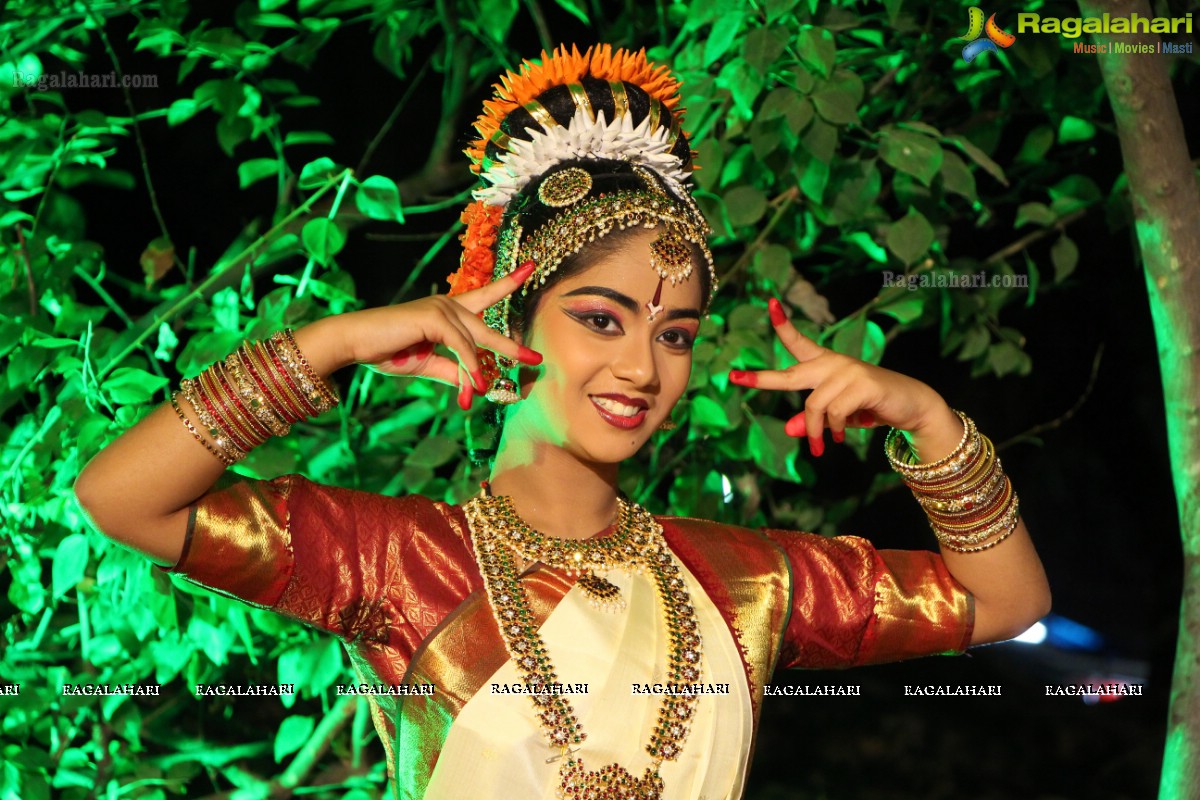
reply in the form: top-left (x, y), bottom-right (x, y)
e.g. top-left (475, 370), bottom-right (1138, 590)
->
top-left (658, 418), bottom-right (677, 431)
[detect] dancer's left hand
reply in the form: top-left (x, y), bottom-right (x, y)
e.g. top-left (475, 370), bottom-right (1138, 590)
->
top-left (727, 298), bottom-right (955, 456)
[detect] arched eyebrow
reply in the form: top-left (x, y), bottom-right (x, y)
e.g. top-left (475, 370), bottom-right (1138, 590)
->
top-left (562, 286), bottom-right (701, 320)
top-left (562, 286), bottom-right (639, 312)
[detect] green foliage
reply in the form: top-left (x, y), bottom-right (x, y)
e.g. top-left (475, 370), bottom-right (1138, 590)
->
top-left (0, 0), bottom-right (1130, 796)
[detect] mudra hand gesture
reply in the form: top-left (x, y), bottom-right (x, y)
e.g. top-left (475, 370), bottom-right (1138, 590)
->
top-left (341, 260), bottom-right (542, 410)
top-left (728, 297), bottom-right (958, 457)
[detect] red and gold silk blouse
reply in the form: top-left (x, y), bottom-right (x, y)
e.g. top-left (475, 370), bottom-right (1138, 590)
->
top-left (161, 474), bottom-right (973, 799)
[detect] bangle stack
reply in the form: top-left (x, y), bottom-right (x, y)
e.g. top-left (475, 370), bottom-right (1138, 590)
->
top-left (172, 329), bottom-right (339, 465)
top-left (885, 411), bottom-right (1020, 553)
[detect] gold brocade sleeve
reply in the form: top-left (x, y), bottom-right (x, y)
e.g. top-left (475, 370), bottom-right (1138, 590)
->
top-left (763, 530), bottom-right (974, 669)
top-left (159, 474), bottom-right (423, 641)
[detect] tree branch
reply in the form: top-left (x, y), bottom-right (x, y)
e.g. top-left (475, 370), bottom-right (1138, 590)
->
top-left (84, 5), bottom-right (184, 273)
top-left (993, 343), bottom-right (1104, 450)
top-left (984, 209), bottom-right (1086, 266)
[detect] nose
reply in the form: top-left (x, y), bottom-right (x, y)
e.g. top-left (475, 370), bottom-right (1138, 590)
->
top-left (609, 332), bottom-right (660, 392)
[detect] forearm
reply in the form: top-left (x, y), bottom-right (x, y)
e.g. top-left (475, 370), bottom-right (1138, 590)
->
top-left (904, 403), bottom-right (1052, 645)
top-left (74, 316), bottom-right (352, 566)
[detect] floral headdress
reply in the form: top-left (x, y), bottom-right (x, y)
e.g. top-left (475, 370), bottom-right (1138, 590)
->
top-left (447, 44), bottom-right (716, 402)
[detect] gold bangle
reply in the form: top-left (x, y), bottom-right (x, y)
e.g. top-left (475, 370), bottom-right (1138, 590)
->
top-left (936, 511), bottom-right (1021, 553)
top-left (172, 390), bottom-right (238, 465)
top-left (275, 329), bottom-right (339, 413)
top-left (226, 352), bottom-right (291, 437)
top-left (198, 364), bottom-right (260, 452)
top-left (181, 378), bottom-right (248, 462)
top-left (241, 340), bottom-right (308, 423)
top-left (258, 338), bottom-right (318, 420)
top-left (886, 411), bottom-right (978, 478)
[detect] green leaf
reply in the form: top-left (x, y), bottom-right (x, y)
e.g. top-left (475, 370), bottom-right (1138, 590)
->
top-left (939, 151), bottom-right (977, 202)
top-left (690, 395), bottom-right (730, 429)
top-left (724, 186), bottom-right (767, 227)
top-left (407, 435), bottom-right (459, 468)
top-left (987, 341), bottom-right (1031, 376)
top-left (799, 157), bottom-right (829, 202)
top-left (812, 84), bottom-right (859, 125)
top-left (166, 98), bottom-right (199, 126)
top-left (102, 367), bottom-right (170, 405)
top-left (744, 27), bottom-right (788, 73)
top-left (884, 208), bottom-right (934, 266)
top-left (943, 135), bottom-right (1009, 187)
top-left (274, 716), bottom-right (314, 762)
top-left (878, 295), bottom-right (925, 324)
top-left (552, 0), bottom-right (590, 24)
top-left (748, 417), bottom-right (798, 480)
top-left (760, 88), bottom-right (813, 135)
top-left (879, 129), bottom-right (943, 187)
top-left (1015, 202), bottom-right (1056, 229)
top-left (796, 27), bottom-right (835, 77)
top-left (298, 157), bottom-right (338, 189)
top-left (1050, 235), bottom-right (1078, 283)
top-left (283, 131), bottom-right (335, 147)
top-left (1058, 115), bottom-right (1096, 144)
top-left (237, 158), bottom-right (279, 190)
top-left (355, 175), bottom-right (404, 222)
top-left (754, 244), bottom-right (793, 289)
top-left (845, 231), bottom-right (888, 264)
top-left (1016, 125), bottom-right (1054, 163)
top-left (830, 317), bottom-right (884, 364)
top-left (52, 533), bottom-right (90, 599)
top-left (216, 116), bottom-right (252, 156)
top-left (300, 218), bottom-right (346, 266)
top-left (801, 118), bottom-right (837, 163)
top-left (959, 326), bottom-right (990, 360)
top-left (704, 15), bottom-right (743, 66)
top-left (479, 0), bottom-right (518, 42)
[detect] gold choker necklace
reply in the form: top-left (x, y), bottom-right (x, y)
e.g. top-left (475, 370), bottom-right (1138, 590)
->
top-left (464, 493), bottom-right (703, 800)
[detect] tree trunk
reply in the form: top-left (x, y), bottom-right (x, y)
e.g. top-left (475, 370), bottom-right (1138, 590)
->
top-left (1073, 0), bottom-right (1200, 797)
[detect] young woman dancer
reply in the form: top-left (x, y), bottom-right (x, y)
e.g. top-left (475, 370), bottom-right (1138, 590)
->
top-left (76, 44), bottom-right (1050, 800)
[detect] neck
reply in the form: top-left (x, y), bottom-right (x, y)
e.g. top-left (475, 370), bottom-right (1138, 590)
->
top-left (488, 428), bottom-right (620, 541)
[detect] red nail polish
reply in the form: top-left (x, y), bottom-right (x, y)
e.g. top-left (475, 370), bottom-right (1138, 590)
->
top-left (729, 370), bottom-right (757, 387)
top-left (809, 436), bottom-right (824, 457)
top-left (859, 411), bottom-right (876, 427)
top-left (458, 384), bottom-right (473, 411)
top-left (785, 413), bottom-right (807, 438)
top-left (517, 346), bottom-right (543, 366)
top-left (471, 369), bottom-right (486, 392)
top-left (512, 260), bottom-right (537, 282)
top-left (768, 297), bottom-right (788, 327)
top-left (832, 430), bottom-right (845, 443)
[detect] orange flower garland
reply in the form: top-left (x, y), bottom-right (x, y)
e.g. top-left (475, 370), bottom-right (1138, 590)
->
top-left (447, 200), bottom-right (506, 384)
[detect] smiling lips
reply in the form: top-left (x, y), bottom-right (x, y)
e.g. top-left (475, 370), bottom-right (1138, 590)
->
top-left (590, 394), bottom-right (649, 429)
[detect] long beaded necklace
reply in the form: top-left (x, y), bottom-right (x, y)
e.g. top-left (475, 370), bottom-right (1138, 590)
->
top-left (464, 493), bottom-right (704, 800)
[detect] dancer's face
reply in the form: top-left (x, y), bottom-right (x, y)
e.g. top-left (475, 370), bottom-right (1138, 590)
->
top-left (511, 226), bottom-right (704, 465)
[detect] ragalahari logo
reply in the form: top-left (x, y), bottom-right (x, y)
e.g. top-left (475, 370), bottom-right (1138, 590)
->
top-left (960, 7), bottom-right (1017, 62)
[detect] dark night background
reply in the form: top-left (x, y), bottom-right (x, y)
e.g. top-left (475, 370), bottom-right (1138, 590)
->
top-left (58, 4), bottom-right (1186, 798)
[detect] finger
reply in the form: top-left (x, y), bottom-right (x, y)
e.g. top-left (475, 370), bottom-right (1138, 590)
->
top-left (458, 313), bottom-right (544, 366)
top-left (456, 366), bottom-right (475, 411)
top-left (848, 410), bottom-right (878, 428)
top-left (728, 366), bottom-right (823, 392)
top-left (369, 353), bottom-right (461, 385)
top-left (804, 376), bottom-right (860, 456)
top-left (434, 307), bottom-right (487, 383)
top-left (454, 260), bottom-right (538, 315)
top-left (769, 297), bottom-right (825, 362)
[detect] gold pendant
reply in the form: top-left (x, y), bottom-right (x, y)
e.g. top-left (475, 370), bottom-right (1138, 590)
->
top-left (557, 755), bottom-right (663, 799)
top-left (577, 572), bottom-right (625, 613)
